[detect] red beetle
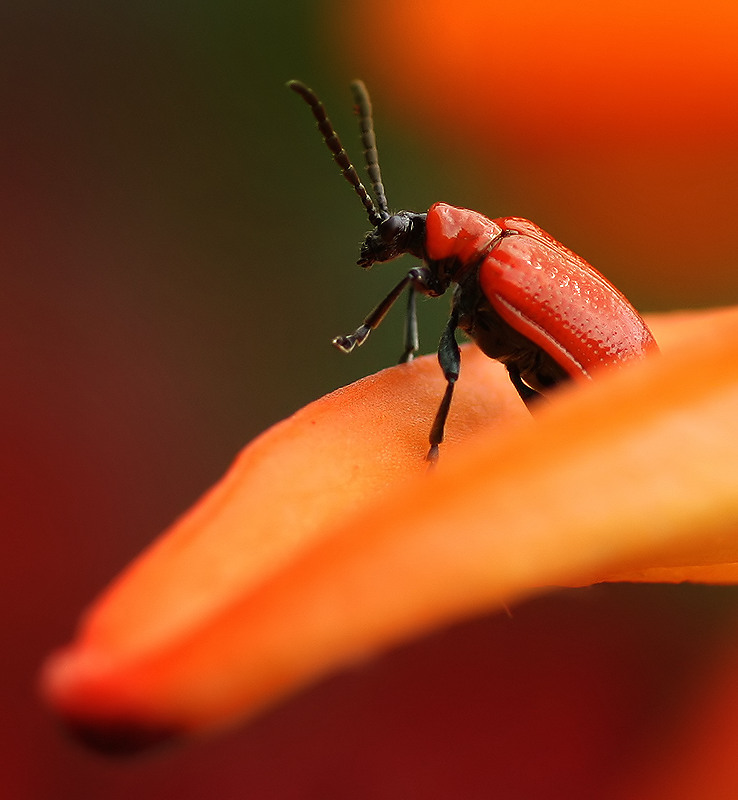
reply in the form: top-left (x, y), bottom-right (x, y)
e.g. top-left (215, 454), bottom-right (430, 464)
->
top-left (289, 80), bottom-right (659, 460)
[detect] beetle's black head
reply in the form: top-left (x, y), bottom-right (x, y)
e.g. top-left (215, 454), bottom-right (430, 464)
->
top-left (289, 82), bottom-right (428, 270)
top-left (358, 211), bottom-right (427, 268)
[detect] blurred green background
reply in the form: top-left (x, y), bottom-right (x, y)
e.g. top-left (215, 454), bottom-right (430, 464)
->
top-left (4, 1), bottom-right (738, 798)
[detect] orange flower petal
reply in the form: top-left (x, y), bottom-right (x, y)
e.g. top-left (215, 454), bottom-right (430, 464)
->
top-left (40, 344), bottom-right (527, 749)
top-left (42, 306), bottom-right (738, 750)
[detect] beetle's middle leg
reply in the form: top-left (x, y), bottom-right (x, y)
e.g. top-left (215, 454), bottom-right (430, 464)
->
top-left (427, 308), bottom-right (461, 462)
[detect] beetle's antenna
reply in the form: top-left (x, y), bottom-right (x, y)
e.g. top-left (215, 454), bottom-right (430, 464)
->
top-left (288, 80), bottom-right (388, 227)
top-left (350, 80), bottom-right (389, 218)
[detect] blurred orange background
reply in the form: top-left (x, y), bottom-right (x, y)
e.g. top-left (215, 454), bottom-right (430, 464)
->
top-left (5, 1), bottom-right (738, 797)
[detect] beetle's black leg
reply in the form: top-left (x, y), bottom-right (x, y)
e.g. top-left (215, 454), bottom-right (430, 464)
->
top-left (333, 273), bottom-right (412, 353)
top-left (506, 364), bottom-right (542, 411)
top-left (333, 268), bottom-right (433, 354)
top-left (398, 286), bottom-right (418, 363)
top-left (427, 308), bottom-right (460, 462)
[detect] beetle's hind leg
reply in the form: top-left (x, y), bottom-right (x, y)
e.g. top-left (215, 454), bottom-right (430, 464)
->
top-left (506, 364), bottom-right (542, 411)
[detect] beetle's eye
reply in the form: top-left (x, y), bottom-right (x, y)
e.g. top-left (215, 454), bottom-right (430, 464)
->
top-left (378, 215), bottom-right (404, 243)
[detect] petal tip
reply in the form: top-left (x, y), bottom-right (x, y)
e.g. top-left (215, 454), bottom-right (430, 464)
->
top-left (40, 647), bottom-right (183, 756)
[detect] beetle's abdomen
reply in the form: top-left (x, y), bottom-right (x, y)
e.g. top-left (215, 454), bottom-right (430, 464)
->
top-left (481, 217), bottom-right (658, 378)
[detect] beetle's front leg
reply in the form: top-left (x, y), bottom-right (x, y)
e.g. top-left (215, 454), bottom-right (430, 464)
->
top-left (333, 267), bottom-right (435, 355)
top-left (426, 307), bottom-right (460, 463)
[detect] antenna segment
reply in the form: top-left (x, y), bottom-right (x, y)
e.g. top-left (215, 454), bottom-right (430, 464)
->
top-left (350, 80), bottom-right (389, 217)
top-left (288, 80), bottom-right (389, 226)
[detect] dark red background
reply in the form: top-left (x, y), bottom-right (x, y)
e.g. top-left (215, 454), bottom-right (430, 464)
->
top-left (5, 2), bottom-right (738, 798)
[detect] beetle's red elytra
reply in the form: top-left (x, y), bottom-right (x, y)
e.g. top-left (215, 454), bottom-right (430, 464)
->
top-left (288, 80), bottom-right (658, 461)
top-left (426, 205), bottom-right (658, 377)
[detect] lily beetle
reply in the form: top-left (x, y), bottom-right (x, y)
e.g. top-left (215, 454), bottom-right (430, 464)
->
top-left (289, 80), bottom-right (658, 461)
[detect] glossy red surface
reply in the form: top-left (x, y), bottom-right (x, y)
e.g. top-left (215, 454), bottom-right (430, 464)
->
top-left (426, 203), bottom-right (657, 378)
top-left (425, 202), bottom-right (503, 268)
top-left (486, 217), bottom-right (658, 376)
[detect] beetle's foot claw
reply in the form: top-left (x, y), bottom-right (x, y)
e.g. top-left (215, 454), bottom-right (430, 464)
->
top-left (332, 325), bottom-right (370, 353)
top-left (332, 335), bottom-right (355, 353)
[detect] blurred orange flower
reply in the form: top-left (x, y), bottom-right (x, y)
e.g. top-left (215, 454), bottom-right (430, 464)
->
top-left (335, 0), bottom-right (738, 149)
top-left (42, 306), bottom-right (738, 778)
top-left (332, 0), bottom-right (738, 304)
